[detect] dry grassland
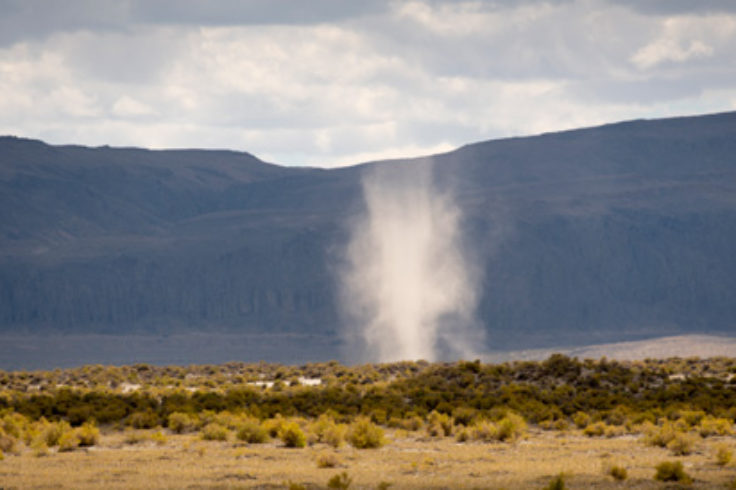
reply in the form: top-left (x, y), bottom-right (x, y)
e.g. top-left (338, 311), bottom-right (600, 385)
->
top-left (1, 428), bottom-right (735, 489)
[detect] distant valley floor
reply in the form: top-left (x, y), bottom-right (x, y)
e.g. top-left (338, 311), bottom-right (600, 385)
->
top-left (1, 332), bottom-right (735, 370)
top-left (484, 334), bottom-right (736, 363)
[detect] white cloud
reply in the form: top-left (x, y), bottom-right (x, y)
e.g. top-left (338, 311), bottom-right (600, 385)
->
top-left (0, 1), bottom-right (735, 166)
top-left (112, 96), bottom-right (156, 117)
top-left (631, 15), bottom-right (735, 69)
top-left (632, 35), bottom-right (713, 69)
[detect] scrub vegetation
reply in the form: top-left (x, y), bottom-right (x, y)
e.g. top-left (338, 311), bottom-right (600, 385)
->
top-left (0, 355), bottom-right (735, 488)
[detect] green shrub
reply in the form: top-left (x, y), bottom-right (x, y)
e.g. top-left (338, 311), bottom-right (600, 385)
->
top-left (388, 415), bottom-right (423, 431)
top-left (654, 461), bottom-right (691, 483)
top-left (606, 464), bottom-right (627, 481)
top-left (370, 408), bottom-right (388, 425)
top-left (715, 444), bottom-right (733, 466)
top-left (572, 411), bottom-right (590, 429)
top-left (167, 412), bottom-right (196, 434)
top-left (347, 417), bottom-right (384, 449)
top-left (280, 421), bottom-right (307, 448)
top-left (327, 471), bottom-right (352, 489)
top-left (200, 422), bottom-right (229, 441)
top-left (236, 418), bottom-right (269, 444)
top-left (452, 407), bottom-right (477, 426)
top-left (127, 410), bottom-right (159, 429)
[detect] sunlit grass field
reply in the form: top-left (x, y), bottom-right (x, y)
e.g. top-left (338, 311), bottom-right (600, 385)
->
top-left (2, 426), bottom-right (735, 488)
top-left (1, 356), bottom-right (735, 488)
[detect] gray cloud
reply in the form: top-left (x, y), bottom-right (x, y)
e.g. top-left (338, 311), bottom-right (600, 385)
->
top-left (0, 0), bottom-right (389, 46)
top-left (131, 0), bottom-right (389, 26)
top-left (613, 0), bottom-right (736, 16)
top-left (0, 0), bottom-right (735, 167)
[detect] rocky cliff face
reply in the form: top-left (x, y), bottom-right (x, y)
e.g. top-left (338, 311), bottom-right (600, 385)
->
top-left (1, 111), bottom-right (735, 357)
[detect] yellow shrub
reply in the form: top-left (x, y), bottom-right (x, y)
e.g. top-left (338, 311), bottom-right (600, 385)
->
top-left (583, 421), bottom-right (607, 437)
top-left (0, 430), bottom-right (17, 454)
top-left (30, 438), bottom-right (48, 457)
top-left (455, 427), bottom-right (471, 442)
top-left (472, 420), bottom-right (497, 442)
top-left (316, 451), bottom-right (341, 468)
top-left (715, 444), bottom-right (733, 466)
top-left (698, 416), bottom-right (734, 437)
top-left (1, 413), bottom-right (27, 439)
top-left (263, 415), bottom-right (286, 438)
top-left (643, 421), bottom-right (678, 448)
top-left (41, 420), bottom-right (72, 447)
top-left (495, 413), bottom-right (527, 442)
top-left (200, 422), bottom-right (229, 441)
top-left (57, 430), bottom-right (80, 452)
top-left (605, 463), bottom-right (627, 481)
top-left (236, 418), bottom-right (268, 444)
top-left (347, 417), bottom-right (384, 449)
top-left (150, 430), bottom-right (167, 445)
top-left (76, 421), bottom-right (100, 446)
top-left (604, 425), bottom-right (626, 438)
top-left (426, 411), bottom-right (453, 437)
top-left (572, 411), bottom-right (591, 429)
top-left (279, 421), bottom-right (306, 448)
top-left (167, 412), bottom-right (196, 434)
top-left (677, 410), bottom-right (705, 427)
top-left (323, 423), bottom-right (347, 448)
top-left (654, 461), bottom-right (691, 483)
top-left (666, 432), bottom-right (698, 456)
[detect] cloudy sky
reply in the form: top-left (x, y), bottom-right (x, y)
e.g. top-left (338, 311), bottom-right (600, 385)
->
top-left (1, 0), bottom-right (735, 167)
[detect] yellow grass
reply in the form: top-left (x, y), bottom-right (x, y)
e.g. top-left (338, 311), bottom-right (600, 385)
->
top-left (1, 428), bottom-right (734, 488)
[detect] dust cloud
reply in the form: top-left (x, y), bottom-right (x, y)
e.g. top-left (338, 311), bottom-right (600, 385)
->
top-left (340, 162), bottom-right (484, 362)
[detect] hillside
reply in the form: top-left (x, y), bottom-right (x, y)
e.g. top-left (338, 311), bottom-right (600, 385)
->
top-left (1, 111), bottom-right (735, 366)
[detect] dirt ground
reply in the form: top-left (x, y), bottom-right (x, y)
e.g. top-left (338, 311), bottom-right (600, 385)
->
top-left (1, 428), bottom-right (735, 489)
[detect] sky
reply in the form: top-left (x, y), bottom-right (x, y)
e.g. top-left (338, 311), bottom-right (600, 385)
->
top-left (1, 0), bottom-right (735, 167)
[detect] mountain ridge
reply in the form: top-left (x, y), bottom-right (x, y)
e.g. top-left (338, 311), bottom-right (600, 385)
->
top-left (1, 111), bottom-right (735, 366)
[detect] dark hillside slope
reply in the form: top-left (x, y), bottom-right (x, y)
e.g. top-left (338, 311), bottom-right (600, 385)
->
top-left (429, 112), bottom-right (736, 347)
top-left (1, 111), bottom-right (735, 362)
